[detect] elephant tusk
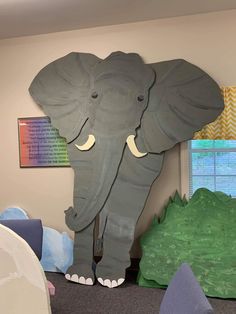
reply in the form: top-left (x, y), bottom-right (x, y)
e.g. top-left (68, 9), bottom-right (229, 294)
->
top-left (126, 135), bottom-right (147, 158)
top-left (75, 134), bottom-right (96, 151)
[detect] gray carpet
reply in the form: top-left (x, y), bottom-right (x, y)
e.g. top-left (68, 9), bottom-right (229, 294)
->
top-left (46, 272), bottom-right (236, 314)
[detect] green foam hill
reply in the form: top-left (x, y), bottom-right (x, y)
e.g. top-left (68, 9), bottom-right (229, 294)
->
top-left (138, 188), bottom-right (236, 298)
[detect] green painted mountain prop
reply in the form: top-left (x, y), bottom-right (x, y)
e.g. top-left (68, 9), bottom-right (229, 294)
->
top-left (137, 188), bottom-right (236, 298)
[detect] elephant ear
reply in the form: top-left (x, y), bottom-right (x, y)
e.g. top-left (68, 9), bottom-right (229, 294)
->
top-left (140, 59), bottom-right (224, 153)
top-left (29, 52), bottom-right (101, 143)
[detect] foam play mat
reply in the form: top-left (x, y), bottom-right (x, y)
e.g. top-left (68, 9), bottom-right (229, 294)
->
top-left (138, 188), bottom-right (236, 298)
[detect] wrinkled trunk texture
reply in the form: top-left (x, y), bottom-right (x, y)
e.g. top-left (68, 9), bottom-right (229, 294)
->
top-left (65, 135), bottom-right (127, 232)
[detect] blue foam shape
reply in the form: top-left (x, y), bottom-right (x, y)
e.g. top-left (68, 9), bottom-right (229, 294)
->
top-left (41, 226), bottom-right (73, 273)
top-left (0, 207), bottom-right (29, 220)
top-left (0, 207), bottom-right (73, 273)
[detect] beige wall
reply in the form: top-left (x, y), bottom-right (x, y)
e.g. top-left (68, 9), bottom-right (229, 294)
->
top-left (1, 10), bottom-right (236, 256)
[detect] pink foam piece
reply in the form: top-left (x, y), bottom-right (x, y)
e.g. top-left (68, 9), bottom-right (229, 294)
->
top-left (47, 280), bottom-right (55, 296)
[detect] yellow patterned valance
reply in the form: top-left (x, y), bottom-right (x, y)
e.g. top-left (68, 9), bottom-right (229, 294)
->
top-left (194, 86), bottom-right (236, 139)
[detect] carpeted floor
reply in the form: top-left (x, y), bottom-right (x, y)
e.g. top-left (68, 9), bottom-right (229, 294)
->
top-left (46, 271), bottom-right (236, 314)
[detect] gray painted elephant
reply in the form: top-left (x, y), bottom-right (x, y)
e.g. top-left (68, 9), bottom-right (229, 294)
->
top-left (29, 51), bottom-right (224, 288)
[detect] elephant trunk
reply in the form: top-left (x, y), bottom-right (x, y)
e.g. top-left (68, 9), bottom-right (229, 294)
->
top-left (65, 135), bottom-right (127, 232)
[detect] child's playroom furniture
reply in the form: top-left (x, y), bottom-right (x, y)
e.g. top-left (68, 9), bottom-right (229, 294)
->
top-left (0, 219), bottom-right (43, 259)
top-left (0, 222), bottom-right (52, 314)
top-left (160, 263), bottom-right (214, 314)
top-left (0, 219), bottom-right (55, 296)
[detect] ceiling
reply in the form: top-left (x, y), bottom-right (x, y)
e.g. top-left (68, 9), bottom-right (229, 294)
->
top-left (1, 0), bottom-right (236, 40)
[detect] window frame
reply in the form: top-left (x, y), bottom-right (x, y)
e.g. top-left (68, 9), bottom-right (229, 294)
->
top-left (187, 140), bottom-right (236, 197)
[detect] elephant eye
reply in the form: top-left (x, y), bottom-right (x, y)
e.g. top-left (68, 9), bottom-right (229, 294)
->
top-left (91, 92), bottom-right (98, 99)
top-left (137, 95), bottom-right (144, 102)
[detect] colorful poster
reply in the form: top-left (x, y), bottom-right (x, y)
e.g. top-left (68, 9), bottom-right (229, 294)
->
top-left (18, 117), bottom-right (70, 167)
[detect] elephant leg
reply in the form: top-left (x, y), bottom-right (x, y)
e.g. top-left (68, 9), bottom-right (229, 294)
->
top-left (96, 185), bottom-right (149, 288)
top-left (65, 219), bottom-right (95, 285)
top-left (96, 150), bottom-right (164, 288)
top-left (65, 162), bottom-right (96, 285)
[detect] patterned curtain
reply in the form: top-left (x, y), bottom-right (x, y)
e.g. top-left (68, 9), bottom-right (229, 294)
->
top-left (194, 86), bottom-right (236, 139)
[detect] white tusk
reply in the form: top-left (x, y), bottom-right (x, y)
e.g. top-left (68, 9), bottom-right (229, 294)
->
top-left (75, 134), bottom-right (95, 151)
top-left (126, 135), bottom-right (147, 158)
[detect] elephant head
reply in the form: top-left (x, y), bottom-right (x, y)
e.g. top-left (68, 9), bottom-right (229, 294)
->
top-left (29, 52), bottom-right (224, 233)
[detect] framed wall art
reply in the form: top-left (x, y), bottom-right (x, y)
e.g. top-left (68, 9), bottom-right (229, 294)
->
top-left (18, 116), bottom-right (70, 167)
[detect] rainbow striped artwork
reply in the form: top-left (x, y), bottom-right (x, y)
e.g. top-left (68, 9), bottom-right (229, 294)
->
top-left (18, 117), bottom-right (70, 167)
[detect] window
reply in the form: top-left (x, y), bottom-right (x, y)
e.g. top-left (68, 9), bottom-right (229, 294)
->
top-left (189, 140), bottom-right (236, 197)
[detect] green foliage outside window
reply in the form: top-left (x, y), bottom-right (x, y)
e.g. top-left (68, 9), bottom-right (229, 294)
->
top-left (189, 140), bottom-right (236, 197)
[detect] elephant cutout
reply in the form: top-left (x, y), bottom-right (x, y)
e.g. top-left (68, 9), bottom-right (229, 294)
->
top-left (29, 52), bottom-right (224, 288)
